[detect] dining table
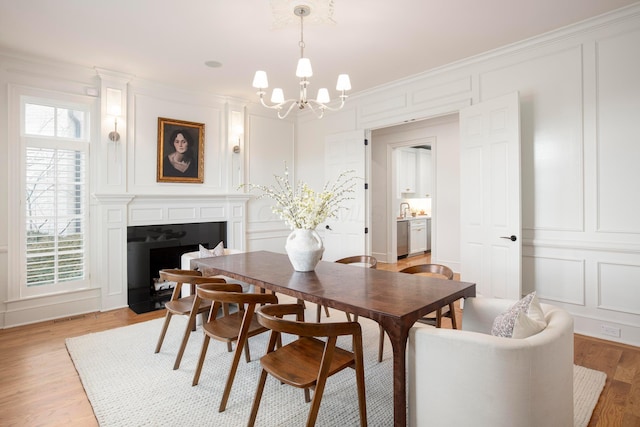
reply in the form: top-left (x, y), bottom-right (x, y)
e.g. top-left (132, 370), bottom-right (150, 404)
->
top-left (191, 250), bottom-right (476, 426)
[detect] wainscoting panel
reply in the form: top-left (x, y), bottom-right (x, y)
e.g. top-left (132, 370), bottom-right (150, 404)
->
top-left (412, 76), bottom-right (471, 106)
top-left (359, 93), bottom-right (408, 123)
top-left (523, 255), bottom-right (585, 306)
top-left (595, 28), bottom-right (640, 234)
top-left (598, 261), bottom-right (640, 315)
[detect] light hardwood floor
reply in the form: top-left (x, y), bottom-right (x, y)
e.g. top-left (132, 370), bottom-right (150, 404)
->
top-left (0, 254), bottom-right (638, 426)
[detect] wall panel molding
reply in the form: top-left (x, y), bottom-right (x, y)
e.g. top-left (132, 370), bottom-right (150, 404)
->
top-left (598, 261), bottom-right (640, 315)
top-left (595, 28), bottom-right (640, 234)
top-left (523, 255), bottom-right (585, 305)
top-left (525, 238), bottom-right (640, 254)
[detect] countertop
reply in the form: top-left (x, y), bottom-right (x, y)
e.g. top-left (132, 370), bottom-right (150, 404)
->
top-left (397, 215), bottom-right (431, 221)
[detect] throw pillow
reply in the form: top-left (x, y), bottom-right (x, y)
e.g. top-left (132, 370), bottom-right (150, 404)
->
top-left (198, 241), bottom-right (225, 258)
top-left (491, 292), bottom-right (547, 338)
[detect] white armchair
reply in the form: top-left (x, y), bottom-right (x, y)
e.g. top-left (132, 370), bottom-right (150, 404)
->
top-left (408, 297), bottom-right (574, 427)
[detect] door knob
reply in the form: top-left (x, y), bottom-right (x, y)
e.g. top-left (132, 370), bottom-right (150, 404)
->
top-left (500, 235), bottom-right (517, 242)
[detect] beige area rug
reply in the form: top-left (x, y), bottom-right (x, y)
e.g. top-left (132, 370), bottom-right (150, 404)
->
top-left (66, 302), bottom-right (606, 426)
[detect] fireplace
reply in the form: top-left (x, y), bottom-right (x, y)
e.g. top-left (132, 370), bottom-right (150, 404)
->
top-left (126, 221), bottom-right (227, 313)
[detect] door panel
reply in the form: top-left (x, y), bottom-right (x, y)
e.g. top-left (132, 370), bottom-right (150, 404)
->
top-left (460, 92), bottom-right (521, 299)
top-left (323, 130), bottom-right (367, 261)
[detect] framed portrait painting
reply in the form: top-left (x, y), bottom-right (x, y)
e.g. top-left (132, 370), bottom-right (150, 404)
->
top-left (157, 117), bottom-right (205, 183)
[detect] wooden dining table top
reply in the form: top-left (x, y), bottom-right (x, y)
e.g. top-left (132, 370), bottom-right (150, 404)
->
top-left (191, 250), bottom-right (474, 323)
top-left (191, 250), bottom-right (476, 426)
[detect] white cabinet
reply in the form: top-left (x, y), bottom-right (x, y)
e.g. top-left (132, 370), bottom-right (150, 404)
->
top-left (409, 219), bottom-right (427, 255)
top-left (416, 149), bottom-right (432, 197)
top-left (396, 147), bottom-right (432, 197)
top-left (396, 148), bottom-right (417, 194)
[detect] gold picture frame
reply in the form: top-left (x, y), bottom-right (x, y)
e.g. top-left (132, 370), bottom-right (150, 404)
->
top-left (157, 117), bottom-right (205, 183)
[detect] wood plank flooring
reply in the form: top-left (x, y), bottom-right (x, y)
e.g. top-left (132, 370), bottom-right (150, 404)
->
top-left (0, 253), bottom-right (637, 426)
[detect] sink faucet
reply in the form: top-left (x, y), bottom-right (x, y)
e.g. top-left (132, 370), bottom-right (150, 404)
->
top-left (399, 202), bottom-right (410, 218)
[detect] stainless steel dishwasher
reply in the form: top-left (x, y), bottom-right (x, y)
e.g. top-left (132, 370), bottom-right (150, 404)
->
top-left (397, 220), bottom-right (409, 258)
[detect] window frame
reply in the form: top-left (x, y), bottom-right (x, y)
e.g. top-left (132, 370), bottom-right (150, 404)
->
top-left (8, 86), bottom-right (94, 300)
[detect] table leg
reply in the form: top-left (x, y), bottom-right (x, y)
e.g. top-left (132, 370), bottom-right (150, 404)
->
top-left (382, 321), bottom-right (410, 426)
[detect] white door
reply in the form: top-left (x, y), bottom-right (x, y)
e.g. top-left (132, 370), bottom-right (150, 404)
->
top-left (323, 130), bottom-right (367, 261)
top-left (460, 92), bottom-right (522, 299)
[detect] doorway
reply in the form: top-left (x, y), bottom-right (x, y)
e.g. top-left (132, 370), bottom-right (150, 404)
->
top-left (369, 114), bottom-right (460, 268)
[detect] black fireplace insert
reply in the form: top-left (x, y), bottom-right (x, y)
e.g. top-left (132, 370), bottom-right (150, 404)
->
top-left (126, 221), bottom-right (227, 313)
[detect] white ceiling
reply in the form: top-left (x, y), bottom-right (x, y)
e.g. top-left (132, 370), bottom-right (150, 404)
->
top-left (1, 0), bottom-right (638, 102)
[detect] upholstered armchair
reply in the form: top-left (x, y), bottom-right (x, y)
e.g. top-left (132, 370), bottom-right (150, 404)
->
top-left (408, 297), bottom-right (574, 427)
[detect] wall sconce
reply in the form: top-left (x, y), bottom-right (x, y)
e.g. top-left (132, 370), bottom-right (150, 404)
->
top-left (231, 116), bottom-right (243, 154)
top-left (108, 111), bottom-right (121, 142)
top-left (106, 88), bottom-right (122, 142)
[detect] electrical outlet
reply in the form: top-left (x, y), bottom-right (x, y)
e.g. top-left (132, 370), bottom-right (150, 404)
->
top-left (600, 324), bottom-right (621, 337)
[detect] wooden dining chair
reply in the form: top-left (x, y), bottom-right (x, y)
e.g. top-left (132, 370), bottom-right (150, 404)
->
top-left (191, 283), bottom-right (278, 413)
top-left (400, 263), bottom-right (456, 328)
top-left (377, 263), bottom-right (456, 362)
top-left (248, 303), bottom-right (367, 427)
top-left (154, 269), bottom-right (226, 370)
top-left (316, 255), bottom-right (378, 322)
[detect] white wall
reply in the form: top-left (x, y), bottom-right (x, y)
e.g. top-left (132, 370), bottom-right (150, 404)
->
top-left (295, 5), bottom-right (640, 346)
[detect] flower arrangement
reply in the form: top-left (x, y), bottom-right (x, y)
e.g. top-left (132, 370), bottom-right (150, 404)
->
top-left (242, 165), bottom-right (358, 230)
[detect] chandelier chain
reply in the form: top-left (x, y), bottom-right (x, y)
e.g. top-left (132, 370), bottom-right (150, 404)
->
top-left (299, 13), bottom-right (305, 55)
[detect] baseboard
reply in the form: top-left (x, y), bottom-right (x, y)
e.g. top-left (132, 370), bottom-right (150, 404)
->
top-left (2, 288), bottom-right (101, 328)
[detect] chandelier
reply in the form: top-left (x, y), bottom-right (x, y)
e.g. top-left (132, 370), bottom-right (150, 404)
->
top-left (252, 4), bottom-right (351, 119)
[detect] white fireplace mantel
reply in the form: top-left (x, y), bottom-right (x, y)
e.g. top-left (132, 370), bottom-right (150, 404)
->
top-left (92, 192), bottom-right (250, 311)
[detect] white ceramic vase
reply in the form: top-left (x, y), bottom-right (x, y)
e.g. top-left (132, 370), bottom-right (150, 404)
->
top-left (285, 228), bottom-right (325, 272)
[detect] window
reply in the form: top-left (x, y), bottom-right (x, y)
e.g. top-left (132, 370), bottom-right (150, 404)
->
top-left (20, 97), bottom-right (91, 296)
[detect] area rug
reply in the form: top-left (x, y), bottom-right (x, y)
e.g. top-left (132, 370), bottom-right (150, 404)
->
top-left (66, 302), bottom-right (606, 426)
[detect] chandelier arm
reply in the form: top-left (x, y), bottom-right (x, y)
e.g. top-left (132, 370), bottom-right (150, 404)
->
top-left (304, 101), bottom-right (325, 119)
top-left (306, 95), bottom-right (347, 112)
top-left (257, 93), bottom-right (298, 111)
top-left (277, 101), bottom-right (301, 120)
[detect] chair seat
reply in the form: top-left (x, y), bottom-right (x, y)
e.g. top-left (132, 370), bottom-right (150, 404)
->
top-left (203, 311), bottom-right (266, 341)
top-left (164, 295), bottom-right (211, 315)
top-left (260, 336), bottom-right (355, 388)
